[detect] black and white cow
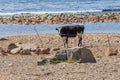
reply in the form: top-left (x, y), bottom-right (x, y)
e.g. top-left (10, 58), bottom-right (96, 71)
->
top-left (56, 25), bottom-right (84, 48)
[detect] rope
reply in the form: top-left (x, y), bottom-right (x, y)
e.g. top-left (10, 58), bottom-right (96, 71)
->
top-left (107, 34), bottom-right (111, 48)
top-left (34, 26), bottom-right (43, 47)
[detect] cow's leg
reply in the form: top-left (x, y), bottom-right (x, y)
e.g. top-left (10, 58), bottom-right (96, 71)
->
top-left (62, 37), bottom-right (65, 48)
top-left (62, 37), bottom-right (68, 48)
top-left (77, 32), bottom-right (83, 47)
top-left (66, 36), bottom-right (68, 48)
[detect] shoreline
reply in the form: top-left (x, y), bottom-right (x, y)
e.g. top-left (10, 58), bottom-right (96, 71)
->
top-left (0, 32), bottom-right (119, 37)
top-left (0, 13), bottom-right (120, 24)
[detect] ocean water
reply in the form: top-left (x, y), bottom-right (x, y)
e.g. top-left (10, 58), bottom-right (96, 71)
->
top-left (0, 0), bottom-right (120, 36)
top-left (0, 22), bottom-right (120, 36)
top-left (0, 0), bottom-right (120, 15)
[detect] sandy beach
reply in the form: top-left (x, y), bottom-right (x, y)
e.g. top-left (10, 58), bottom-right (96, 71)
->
top-left (0, 33), bottom-right (120, 57)
top-left (0, 33), bottom-right (120, 80)
top-left (0, 0), bottom-right (120, 80)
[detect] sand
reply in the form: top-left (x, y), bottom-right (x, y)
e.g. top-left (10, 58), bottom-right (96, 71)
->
top-left (0, 33), bottom-right (120, 57)
top-left (0, 33), bottom-right (120, 80)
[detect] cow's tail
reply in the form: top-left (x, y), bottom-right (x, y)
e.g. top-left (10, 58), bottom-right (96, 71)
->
top-left (82, 26), bottom-right (85, 46)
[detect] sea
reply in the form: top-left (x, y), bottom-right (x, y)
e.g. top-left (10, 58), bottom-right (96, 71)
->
top-left (0, 0), bottom-right (120, 36)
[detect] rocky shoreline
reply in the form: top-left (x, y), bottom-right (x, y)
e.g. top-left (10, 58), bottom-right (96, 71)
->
top-left (0, 14), bottom-right (120, 79)
top-left (0, 13), bottom-right (120, 24)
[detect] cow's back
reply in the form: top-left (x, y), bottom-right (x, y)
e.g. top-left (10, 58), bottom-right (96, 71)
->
top-left (60, 25), bottom-right (84, 37)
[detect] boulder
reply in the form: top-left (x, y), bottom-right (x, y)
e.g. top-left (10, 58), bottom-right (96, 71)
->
top-left (55, 50), bottom-right (67, 60)
top-left (7, 43), bottom-right (18, 52)
top-left (10, 47), bottom-right (22, 55)
top-left (55, 47), bottom-right (96, 63)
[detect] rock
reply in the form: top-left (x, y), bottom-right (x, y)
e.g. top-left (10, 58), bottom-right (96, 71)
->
top-left (105, 47), bottom-right (118, 56)
top-left (0, 38), bottom-right (8, 41)
top-left (39, 48), bottom-right (51, 54)
top-left (16, 43), bottom-right (40, 55)
top-left (31, 48), bottom-right (40, 55)
top-left (8, 63), bottom-right (13, 67)
top-left (55, 47), bottom-right (96, 63)
top-left (55, 50), bottom-right (67, 60)
top-left (19, 49), bottom-right (31, 55)
top-left (37, 57), bottom-right (48, 65)
top-left (7, 43), bottom-right (52, 55)
top-left (52, 48), bottom-right (60, 51)
top-left (30, 51), bottom-right (37, 55)
top-left (37, 57), bottom-right (55, 65)
top-left (7, 43), bottom-right (18, 52)
top-left (0, 47), bottom-right (7, 56)
top-left (31, 47), bottom-right (51, 55)
top-left (16, 43), bottom-right (38, 51)
top-left (10, 47), bottom-right (22, 55)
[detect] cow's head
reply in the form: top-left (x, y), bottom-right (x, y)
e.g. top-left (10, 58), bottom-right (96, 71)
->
top-left (56, 27), bottom-right (61, 35)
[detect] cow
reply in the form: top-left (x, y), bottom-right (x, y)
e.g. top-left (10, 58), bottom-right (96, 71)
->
top-left (56, 25), bottom-right (84, 48)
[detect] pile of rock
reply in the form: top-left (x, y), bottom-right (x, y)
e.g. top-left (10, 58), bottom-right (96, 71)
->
top-left (37, 47), bottom-right (97, 65)
top-left (0, 13), bottom-right (120, 24)
top-left (7, 43), bottom-right (52, 55)
top-left (55, 47), bottom-right (96, 63)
